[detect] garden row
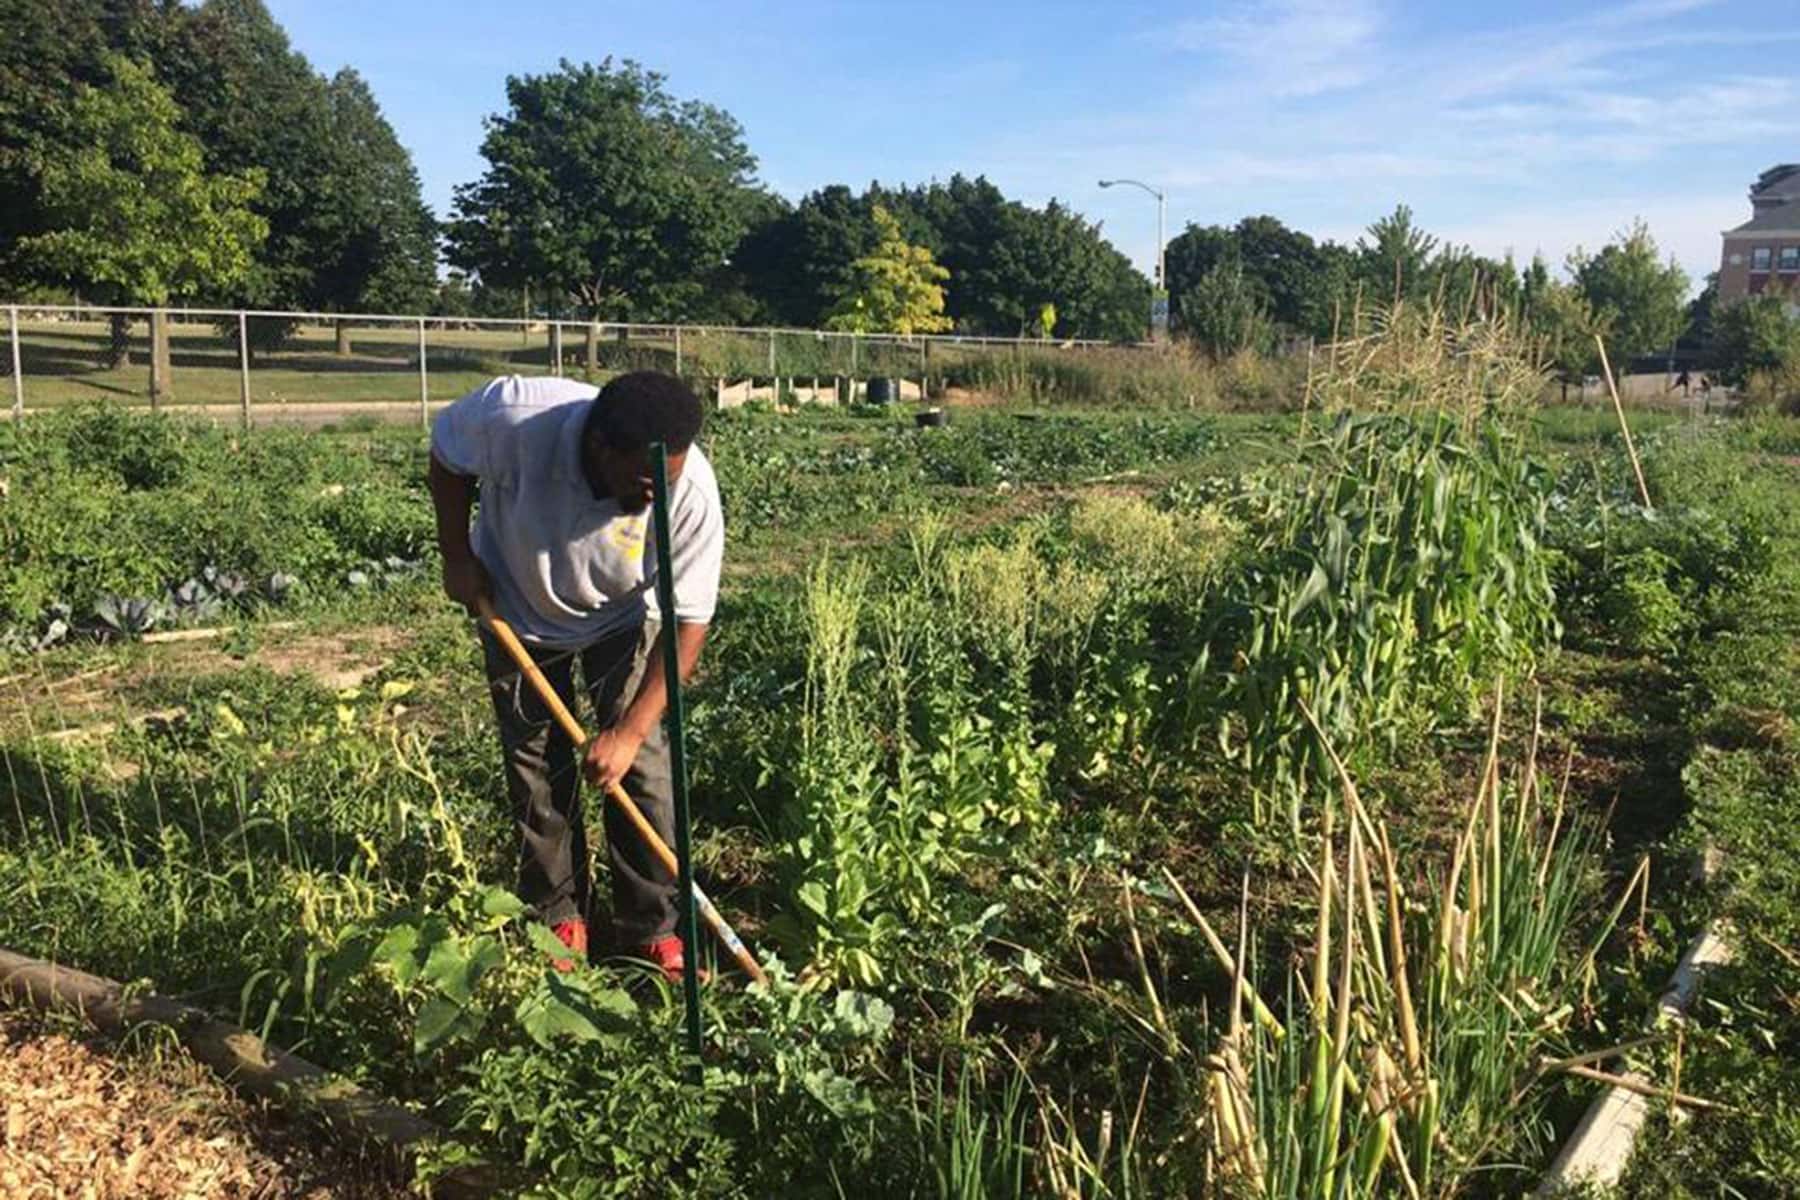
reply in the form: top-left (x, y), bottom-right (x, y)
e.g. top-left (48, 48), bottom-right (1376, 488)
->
top-left (1, 313), bottom-right (1791, 1196)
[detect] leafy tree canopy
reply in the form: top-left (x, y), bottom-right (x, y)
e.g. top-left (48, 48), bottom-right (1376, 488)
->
top-left (823, 205), bottom-right (952, 335)
top-left (313, 68), bottom-right (438, 313)
top-left (19, 54), bottom-right (265, 307)
top-left (1711, 292), bottom-right (1800, 387)
top-left (2, 0), bottom-right (436, 317)
top-left (1568, 220), bottom-right (1689, 363)
top-left (446, 58), bottom-right (761, 320)
top-left (740, 175), bottom-right (1147, 340)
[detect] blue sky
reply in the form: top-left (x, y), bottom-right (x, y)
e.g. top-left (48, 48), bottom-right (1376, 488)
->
top-left (270, 0), bottom-right (1795, 292)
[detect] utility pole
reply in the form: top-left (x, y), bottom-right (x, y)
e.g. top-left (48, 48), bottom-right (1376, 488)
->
top-left (1100, 178), bottom-right (1168, 341)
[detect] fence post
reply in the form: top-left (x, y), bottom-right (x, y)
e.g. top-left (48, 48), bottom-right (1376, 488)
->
top-left (850, 333), bottom-right (858, 374)
top-left (237, 311), bottom-right (250, 430)
top-left (675, 325), bottom-right (683, 377)
top-left (550, 322), bottom-right (564, 377)
top-left (767, 329), bottom-right (776, 376)
top-left (150, 309), bottom-right (172, 408)
top-left (8, 305), bottom-right (21, 418)
top-left (417, 318), bottom-right (429, 430)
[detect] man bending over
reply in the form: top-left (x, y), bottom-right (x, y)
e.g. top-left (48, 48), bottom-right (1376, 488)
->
top-left (428, 370), bottom-right (723, 979)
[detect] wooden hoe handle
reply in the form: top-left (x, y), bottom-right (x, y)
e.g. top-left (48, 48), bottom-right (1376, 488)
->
top-left (475, 594), bottom-right (767, 985)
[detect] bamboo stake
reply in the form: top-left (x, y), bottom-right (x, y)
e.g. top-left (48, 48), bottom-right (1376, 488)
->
top-left (1561, 1064), bottom-right (1730, 1112)
top-left (1595, 336), bottom-right (1652, 509)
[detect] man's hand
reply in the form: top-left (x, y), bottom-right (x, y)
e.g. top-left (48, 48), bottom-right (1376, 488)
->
top-left (583, 726), bottom-right (645, 791)
top-left (442, 552), bottom-right (490, 615)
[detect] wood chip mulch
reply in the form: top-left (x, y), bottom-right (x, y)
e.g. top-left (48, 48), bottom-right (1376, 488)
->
top-left (0, 1017), bottom-right (410, 1199)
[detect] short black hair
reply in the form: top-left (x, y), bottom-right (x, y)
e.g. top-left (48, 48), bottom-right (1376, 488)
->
top-left (583, 371), bottom-right (704, 455)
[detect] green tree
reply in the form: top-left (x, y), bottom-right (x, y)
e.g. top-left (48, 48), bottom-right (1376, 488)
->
top-left (20, 54), bottom-right (265, 365)
top-left (1711, 293), bottom-right (1800, 387)
top-left (740, 176), bottom-right (1147, 339)
top-left (0, 0), bottom-right (111, 290)
top-left (158, 0), bottom-right (337, 316)
top-left (978, 195), bottom-right (1145, 340)
top-left (1680, 273), bottom-right (1719, 355)
top-left (1358, 205), bottom-right (1439, 302)
top-left (446, 58), bottom-right (759, 320)
top-left (1568, 221), bottom-right (1689, 364)
top-left (1435, 248), bottom-right (1523, 320)
top-left (154, 0), bottom-right (438, 358)
top-left (316, 68), bottom-right (438, 314)
top-left (1532, 281), bottom-right (1611, 396)
top-left (1164, 215), bottom-right (1346, 341)
top-left (1179, 260), bottom-right (1276, 359)
top-left (823, 205), bottom-right (951, 335)
top-left (734, 185), bottom-right (876, 327)
top-left (1519, 255), bottom-right (1554, 323)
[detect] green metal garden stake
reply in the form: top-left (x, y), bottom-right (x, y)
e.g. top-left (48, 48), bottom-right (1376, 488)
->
top-left (651, 442), bottom-right (705, 1074)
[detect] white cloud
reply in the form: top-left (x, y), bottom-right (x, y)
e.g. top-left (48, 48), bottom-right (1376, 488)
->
top-left (1164, 0), bottom-right (1385, 95)
top-left (984, 0), bottom-right (1785, 287)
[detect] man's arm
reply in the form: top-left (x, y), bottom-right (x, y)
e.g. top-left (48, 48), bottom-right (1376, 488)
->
top-left (582, 621), bottom-right (708, 790)
top-left (427, 453), bottom-right (490, 613)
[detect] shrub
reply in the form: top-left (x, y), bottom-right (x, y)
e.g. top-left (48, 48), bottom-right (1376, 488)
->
top-left (1596, 546), bottom-right (1690, 654)
top-left (0, 405), bottom-right (429, 630)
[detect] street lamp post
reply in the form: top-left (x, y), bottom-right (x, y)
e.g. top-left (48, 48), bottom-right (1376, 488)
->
top-left (1099, 178), bottom-right (1167, 340)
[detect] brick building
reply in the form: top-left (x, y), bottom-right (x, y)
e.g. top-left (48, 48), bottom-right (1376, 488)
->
top-left (1719, 164), bottom-right (1800, 304)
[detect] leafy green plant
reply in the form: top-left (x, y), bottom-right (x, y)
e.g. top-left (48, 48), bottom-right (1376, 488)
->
top-left (1193, 408), bottom-right (1558, 826)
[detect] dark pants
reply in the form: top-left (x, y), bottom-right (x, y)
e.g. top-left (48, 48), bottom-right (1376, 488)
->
top-left (480, 620), bottom-right (676, 946)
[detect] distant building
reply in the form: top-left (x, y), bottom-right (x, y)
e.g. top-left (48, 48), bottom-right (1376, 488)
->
top-left (1719, 164), bottom-right (1800, 303)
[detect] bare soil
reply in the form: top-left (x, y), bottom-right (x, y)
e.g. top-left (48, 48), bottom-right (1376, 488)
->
top-left (1, 625), bottom-right (412, 744)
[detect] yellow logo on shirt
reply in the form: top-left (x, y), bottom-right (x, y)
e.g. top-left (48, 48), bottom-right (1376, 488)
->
top-left (606, 515), bottom-right (647, 563)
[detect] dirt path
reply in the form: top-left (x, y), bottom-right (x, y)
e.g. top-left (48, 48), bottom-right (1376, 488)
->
top-left (1, 624), bottom-right (413, 744)
top-left (0, 1016), bottom-right (408, 1198)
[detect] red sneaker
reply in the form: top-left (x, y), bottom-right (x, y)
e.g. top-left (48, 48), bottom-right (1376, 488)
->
top-left (637, 934), bottom-right (692, 984)
top-left (551, 919), bottom-right (588, 973)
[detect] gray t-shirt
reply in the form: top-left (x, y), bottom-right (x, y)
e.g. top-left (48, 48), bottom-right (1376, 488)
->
top-left (431, 375), bottom-right (724, 648)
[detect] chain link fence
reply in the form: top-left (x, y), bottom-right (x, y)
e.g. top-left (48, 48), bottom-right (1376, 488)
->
top-left (2, 303), bottom-right (1130, 428)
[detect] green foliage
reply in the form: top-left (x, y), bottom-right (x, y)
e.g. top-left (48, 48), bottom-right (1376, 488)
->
top-left (738, 175), bottom-right (1149, 340)
top-left (1595, 547), bottom-right (1690, 655)
top-left (1604, 420), bottom-right (1800, 1196)
top-left (1166, 215), bottom-right (1341, 340)
top-left (446, 58), bottom-right (760, 320)
top-left (1529, 280), bottom-right (1610, 381)
top-left (824, 206), bottom-right (953, 336)
top-left (1195, 409), bottom-right (1558, 825)
top-left (1549, 432), bottom-right (1793, 659)
top-left (1216, 714), bottom-right (1606, 1198)
top-left (159, 0), bottom-right (436, 319)
top-left (1568, 220), bottom-right (1690, 363)
top-left (0, 406), bottom-right (430, 629)
top-left (0, 353), bottom-right (1729, 1193)
top-left (313, 68), bottom-right (439, 313)
top-left (1179, 260), bottom-right (1277, 360)
top-left (1357, 204), bottom-right (1439, 302)
top-left (0, 0), bottom-right (121, 289)
top-left (19, 54), bottom-right (266, 307)
top-left (1711, 292), bottom-right (1800, 389)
